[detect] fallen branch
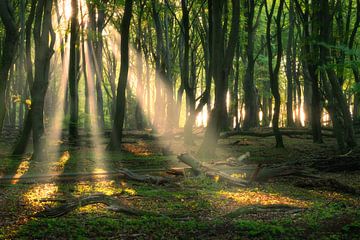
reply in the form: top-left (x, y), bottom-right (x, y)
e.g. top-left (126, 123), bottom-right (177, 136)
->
top-left (117, 168), bottom-right (171, 184)
top-left (225, 204), bottom-right (305, 218)
top-left (0, 168), bottom-right (171, 185)
top-left (178, 153), bottom-right (249, 187)
top-left (220, 129), bottom-right (334, 139)
top-left (293, 178), bottom-right (358, 194)
top-left (34, 194), bottom-right (152, 218)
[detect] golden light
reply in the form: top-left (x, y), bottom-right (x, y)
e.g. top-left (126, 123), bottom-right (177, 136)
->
top-left (23, 184), bottom-right (59, 208)
top-left (11, 157), bottom-right (31, 184)
top-left (50, 151), bottom-right (70, 172)
top-left (218, 190), bottom-right (310, 208)
top-left (63, 0), bottom-right (72, 20)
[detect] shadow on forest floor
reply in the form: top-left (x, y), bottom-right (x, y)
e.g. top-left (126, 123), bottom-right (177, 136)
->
top-left (0, 128), bottom-right (359, 239)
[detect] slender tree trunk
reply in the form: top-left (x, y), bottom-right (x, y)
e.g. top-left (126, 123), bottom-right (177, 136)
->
top-left (285, 0), bottom-right (295, 127)
top-left (135, 1), bottom-right (145, 130)
top-left (69, 0), bottom-right (80, 144)
top-left (12, 0), bottom-right (36, 155)
top-left (95, 6), bottom-right (105, 129)
top-left (0, 0), bottom-right (18, 134)
top-left (243, 0), bottom-right (260, 130)
top-left (108, 0), bottom-right (133, 151)
top-left (31, 0), bottom-right (55, 160)
top-left (265, 0), bottom-right (285, 148)
top-left (199, 0), bottom-right (240, 156)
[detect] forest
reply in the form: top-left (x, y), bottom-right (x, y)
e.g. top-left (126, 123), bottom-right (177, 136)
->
top-left (0, 0), bottom-right (360, 239)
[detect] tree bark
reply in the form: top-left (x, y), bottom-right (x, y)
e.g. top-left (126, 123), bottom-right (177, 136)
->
top-left (265, 0), bottom-right (285, 148)
top-left (243, 0), bottom-right (260, 130)
top-left (68, 0), bottom-right (80, 144)
top-left (31, 0), bottom-right (55, 160)
top-left (108, 0), bottom-right (133, 151)
top-left (0, 0), bottom-right (18, 134)
top-left (198, 0), bottom-right (240, 156)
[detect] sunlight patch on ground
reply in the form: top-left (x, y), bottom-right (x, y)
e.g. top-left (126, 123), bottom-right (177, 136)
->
top-left (218, 189), bottom-right (310, 208)
top-left (23, 184), bottom-right (59, 208)
top-left (73, 180), bottom-right (136, 196)
top-left (11, 157), bottom-right (31, 184)
top-left (50, 151), bottom-right (70, 172)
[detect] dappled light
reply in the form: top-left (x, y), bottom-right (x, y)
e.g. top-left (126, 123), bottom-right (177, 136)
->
top-left (11, 157), bottom-right (31, 184)
top-left (218, 189), bottom-right (310, 208)
top-left (0, 0), bottom-right (359, 239)
top-left (23, 184), bottom-right (59, 208)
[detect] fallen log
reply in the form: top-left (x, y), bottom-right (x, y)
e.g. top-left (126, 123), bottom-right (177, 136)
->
top-left (225, 204), bottom-right (305, 218)
top-left (310, 151), bottom-right (360, 172)
top-left (293, 178), bottom-right (358, 194)
top-left (34, 194), bottom-right (152, 218)
top-left (0, 168), bottom-right (171, 185)
top-left (117, 168), bottom-right (171, 184)
top-left (220, 129), bottom-right (334, 139)
top-left (177, 153), bottom-right (249, 187)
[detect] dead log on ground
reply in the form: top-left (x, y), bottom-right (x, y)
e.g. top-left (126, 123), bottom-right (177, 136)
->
top-left (310, 151), bottom-right (360, 172)
top-left (0, 168), bottom-right (171, 185)
top-left (225, 204), bottom-right (305, 218)
top-left (34, 194), bottom-right (153, 218)
top-left (178, 153), bottom-right (249, 187)
top-left (293, 178), bottom-right (357, 194)
top-left (220, 129), bottom-right (334, 139)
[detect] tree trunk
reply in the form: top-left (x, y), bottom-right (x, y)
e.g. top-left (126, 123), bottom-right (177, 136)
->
top-left (198, 0), bottom-right (240, 156)
top-left (265, 0), bottom-right (285, 148)
top-left (0, 0), bottom-right (18, 134)
top-left (69, 0), bottom-right (80, 144)
top-left (285, 0), bottom-right (295, 127)
top-left (12, 0), bottom-right (36, 155)
top-left (243, 0), bottom-right (261, 130)
top-left (108, 0), bottom-right (133, 151)
top-left (31, 0), bottom-right (55, 160)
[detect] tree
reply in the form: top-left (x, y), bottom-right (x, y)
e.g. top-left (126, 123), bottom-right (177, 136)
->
top-left (198, 0), bottom-right (240, 156)
top-left (242, 0), bottom-right (263, 130)
top-left (0, 0), bottom-right (18, 133)
top-left (12, 0), bottom-right (37, 155)
top-left (265, 0), bottom-right (285, 148)
top-left (285, 0), bottom-right (295, 127)
top-left (31, 0), bottom-right (55, 160)
top-left (69, 0), bottom-right (80, 144)
top-left (108, 0), bottom-right (133, 151)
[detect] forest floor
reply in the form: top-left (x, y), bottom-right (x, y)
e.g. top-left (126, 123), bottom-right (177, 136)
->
top-left (0, 127), bottom-right (359, 239)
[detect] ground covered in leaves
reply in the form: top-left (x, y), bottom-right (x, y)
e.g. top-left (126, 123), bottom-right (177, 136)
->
top-left (0, 128), bottom-right (360, 239)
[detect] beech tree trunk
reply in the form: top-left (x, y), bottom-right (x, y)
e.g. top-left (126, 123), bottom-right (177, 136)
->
top-left (198, 0), bottom-right (240, 156)
top-left (265, 0), bottom-right (285, 148)
top-left (108, 0), bottom-right (133, 151)
top-left (69, 0), bottom-right (80, 144)
top-left (0, 0), bottom-right (18, 134)
top-left (31, 0), bottom-right (55, 160)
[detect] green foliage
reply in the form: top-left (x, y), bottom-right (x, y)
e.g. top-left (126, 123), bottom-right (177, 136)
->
top-left (234, 220), bottom-right (292, 239)
top-left (351, 82), bottom-right (360, 94)
top-left (16, 216), bottom-right (212, 240)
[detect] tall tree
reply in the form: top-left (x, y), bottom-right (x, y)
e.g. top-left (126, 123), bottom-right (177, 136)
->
top-left (318, 0), bottom-right (357, 150)
top-left (198, 0), bottom-right (240, 156)
top-left (265, 0), bottom-right (285, 148)
top-left (285, 0), bottom-right (295, 127)
top-left (69, 0), bottom-right (80, 144)
top-left (31, 0), bottom-right (55, 160)
top-left (242, 0), bottom-right (262, 130)
top-left (12, 0), bottom-right (37, 155)
top-left (0, 0), bottom-right (18, 133)
top-left (108, 0), bottom-right (133, 151)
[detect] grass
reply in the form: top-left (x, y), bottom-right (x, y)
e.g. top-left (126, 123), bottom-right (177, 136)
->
top-left (0, 135), bottom-right (359, 239)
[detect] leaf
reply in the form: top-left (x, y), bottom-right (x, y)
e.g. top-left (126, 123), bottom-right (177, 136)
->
top-left (25, 99), bottom-right (32, 109)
